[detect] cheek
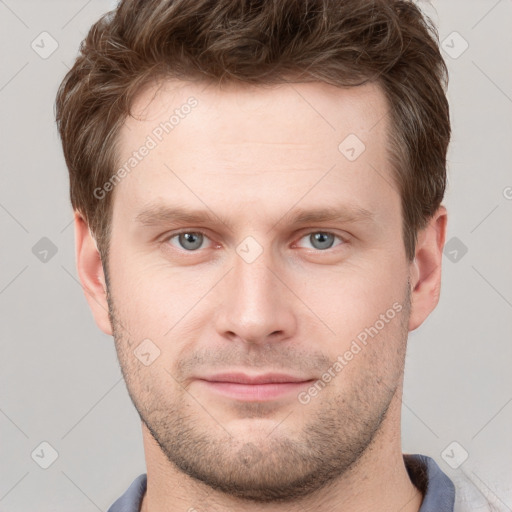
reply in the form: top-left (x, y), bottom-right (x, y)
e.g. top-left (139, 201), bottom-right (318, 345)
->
top-left (108, 259), bottom-right (219, 377)
top-left (292, 256), bottom-right (406, 339)
top-left (109, 254), bottom-right (195, 324)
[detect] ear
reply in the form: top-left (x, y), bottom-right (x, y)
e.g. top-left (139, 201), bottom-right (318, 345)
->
top-left (408, 205), bottom-right (448, 332)
top-left (74, 212), bottom-right (113, 335)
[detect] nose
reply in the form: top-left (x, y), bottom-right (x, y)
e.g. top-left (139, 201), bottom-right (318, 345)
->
top-left (214, 245), bottom-right (298, 346)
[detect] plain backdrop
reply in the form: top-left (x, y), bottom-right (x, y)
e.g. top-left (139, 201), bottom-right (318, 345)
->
top-left (0, 0), bottom-right (511, 510)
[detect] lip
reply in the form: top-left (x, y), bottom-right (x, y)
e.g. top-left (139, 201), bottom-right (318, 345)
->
top-left (194, 373), bottom-right (315, 401)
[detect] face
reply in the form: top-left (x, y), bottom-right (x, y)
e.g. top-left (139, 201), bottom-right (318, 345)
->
top-left (102, 79), bottom-right (415, 501)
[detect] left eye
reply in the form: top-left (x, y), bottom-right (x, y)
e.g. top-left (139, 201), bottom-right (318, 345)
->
top-left (296, 232), bottom-right (344, 251)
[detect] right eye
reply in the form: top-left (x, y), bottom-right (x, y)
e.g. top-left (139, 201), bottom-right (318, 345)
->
top-left (166, 231), bottom-right (213, 251)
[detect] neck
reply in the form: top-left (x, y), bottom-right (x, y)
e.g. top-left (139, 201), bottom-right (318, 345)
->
top-left (140, 391), bottom-right (423, 512)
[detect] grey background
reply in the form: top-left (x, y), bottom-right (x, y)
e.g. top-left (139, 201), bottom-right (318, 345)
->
top-left (0, 0), bottom-right (511, 510)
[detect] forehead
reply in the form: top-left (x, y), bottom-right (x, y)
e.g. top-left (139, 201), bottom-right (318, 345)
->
top-left (112, 78), bottom-right (395, 226)
top-left (125, 78), bottom-right (388, 143)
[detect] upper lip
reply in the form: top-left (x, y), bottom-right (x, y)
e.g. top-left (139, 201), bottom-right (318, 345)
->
top-left (197, 373), bottom-right (314, 385)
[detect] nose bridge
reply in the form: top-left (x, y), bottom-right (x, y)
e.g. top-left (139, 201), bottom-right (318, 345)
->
top-left (214, 240), bottom-right (296, 344)
top-left (235, 246), bottom-right (276, 303)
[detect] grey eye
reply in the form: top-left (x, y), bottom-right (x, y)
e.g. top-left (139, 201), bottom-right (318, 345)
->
top-left (308, 232), bottom-right (336, 250)
top-left (176, 232), bottom-right (204, 251)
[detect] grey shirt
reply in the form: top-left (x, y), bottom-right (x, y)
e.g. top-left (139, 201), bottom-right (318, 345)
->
top-left (107, 453), bottom-right (455, 512)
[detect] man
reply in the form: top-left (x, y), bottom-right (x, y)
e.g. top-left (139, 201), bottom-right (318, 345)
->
top-left (55, 0), bottom-right (463, 510)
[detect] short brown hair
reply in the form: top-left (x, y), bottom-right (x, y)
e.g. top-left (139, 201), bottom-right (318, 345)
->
top-left (55, 0), bottom-right (450, 268)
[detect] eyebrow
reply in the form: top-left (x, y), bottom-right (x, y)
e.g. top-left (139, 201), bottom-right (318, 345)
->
top-left (134, 202), bottom-right (375, 231)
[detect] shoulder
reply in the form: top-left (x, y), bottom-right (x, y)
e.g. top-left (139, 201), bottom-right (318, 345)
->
top-left (404, 453), bottom-right (455, 511)
top-left (452, 472), bottom-right (510, 512)
top-left (404, 454), bottom-right (508, 512)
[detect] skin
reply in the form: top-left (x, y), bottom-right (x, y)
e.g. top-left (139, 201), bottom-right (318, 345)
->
top-left (75, 79), bottom-right (447, 512)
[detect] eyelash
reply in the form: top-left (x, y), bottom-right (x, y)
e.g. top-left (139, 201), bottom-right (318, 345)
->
top-left (163, 229), bottom-right (348, 253)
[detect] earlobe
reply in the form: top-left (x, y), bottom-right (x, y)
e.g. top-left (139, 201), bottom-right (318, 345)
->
top-left (74, 212), bottom-right (113, 335)
top-left (408, 206), bottom-right (448, 332)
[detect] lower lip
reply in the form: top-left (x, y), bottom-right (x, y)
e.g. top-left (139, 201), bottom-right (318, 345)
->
top-left (197, 380), bottom-right (313, 401)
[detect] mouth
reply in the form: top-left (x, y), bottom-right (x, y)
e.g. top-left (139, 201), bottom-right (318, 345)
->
top-left (194, 372), bottom-right (316, 402)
